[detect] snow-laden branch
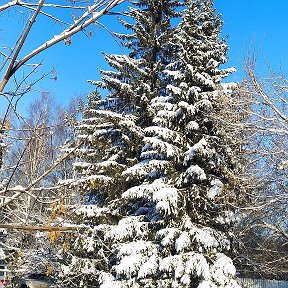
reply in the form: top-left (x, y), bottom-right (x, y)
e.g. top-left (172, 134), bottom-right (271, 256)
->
top-left (20, 3), bottom-right (71, 26)
top-left (12, 0), bottom-right (124, 74)
top-left (0, 0), bottom-right (97, 12)
top-left (15, 1), bottom-right (87, 10)
top-left (0, 0), bottom-right (17, 12)
top-left (13, 0), bottom-right (123, 71)
top-left (0, 0), bottom-right (124, 93)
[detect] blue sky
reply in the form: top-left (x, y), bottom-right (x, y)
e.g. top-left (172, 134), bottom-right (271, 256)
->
top-left (215, 0), bottom-right (288, 80)
top-left (1, 0), bottom-right (288, 112)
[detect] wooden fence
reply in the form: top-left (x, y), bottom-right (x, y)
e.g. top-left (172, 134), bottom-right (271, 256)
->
top-left (238, 278), bottom-right (288, 288)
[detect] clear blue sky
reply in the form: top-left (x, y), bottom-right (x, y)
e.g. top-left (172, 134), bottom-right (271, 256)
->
top-left (215, 0), bottom-right (288, 80)
top-left (1, 0), bottom-right (288, 112)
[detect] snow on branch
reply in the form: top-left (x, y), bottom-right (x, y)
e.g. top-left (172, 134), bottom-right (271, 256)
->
top-left (0, 0), bottom-right (125, 93)
top-left (11, 0), bottom-right (125, 75)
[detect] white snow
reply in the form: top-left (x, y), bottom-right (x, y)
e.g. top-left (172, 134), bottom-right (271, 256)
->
top-left (96, 160), bottom-right (126, 170)
top-left (142, 136), bottom-right (179, 159)
top-left (193, 227), bottom-right (219, 251)
top-left (122, 160), bottom-right (170, 180)
top-left (197, 280), bottom-right (217, 288)
top-left (175, 231), bottom-right (190, 252)
top-left (98, 272), bottom-right (115, 285)
top-left (84, 236), bottom-right (95, 252)
top-left (185, 253), bottom-right (210, 279)
top-left (223, 67), bottom-right (237, 75)
top-left (138, 254), bottom-right (158, 278)
top-left (207, 179), bottom-right (224, 199)
top-left (105, 216), bottom-right (148, 241)
top-left (73, 161), bottom-right (90, 169)
top-left (118, 241), bottom-right (156, 257)
top-left (221, 82), bottom-right (237, 94)
top-left (156, 227), bottom-right (181, 247)
top-left (182, 215), bottom-right (194, 230)
top-left (186, 121), bottom-right (199, 131)
top-left (58, 179), bottom-right (75, 186)
top-left (184, 138), bottom-right (208, 165)
top-left (174, 257), bottom-right (185, 279)
top-left (0, 248), bottom-right (6, 259)
top-left (187, 86), bottom-right (201, 99)
top-left (153, 185), bottom-right (178, 215)
top-left (163, 69), bottom-right (183, 79)
top-left (114, 254), bottom-right (143, 278)
top-left (195, 72), bottom-right (215, 88)
top-left (61, 264), bottom-right (70, 276)
top-left (122, 182), bottom-right (152, 200)
top-left (159, 255), bottom-right (179, 273)
top-left (144, 126), bottom-right (182, 144)
top-left (181, 274), bottom-right (191, 285)
top-left (167, 84), bottom-right (182, 95)
top-left (100, 282), bottom-right (123, 288)
top-left (211, 253), bottom-right (237, 286)
top-left (181, 165), bottom-right (207, 183)
top-left (123, 179), bottom-right (178, 216)
top-left (10, 185), bottom-right (25, 192)
top-left (178, 101), bottom-right (195, 115)
top-left (178, 226), bottom-right (218, 254)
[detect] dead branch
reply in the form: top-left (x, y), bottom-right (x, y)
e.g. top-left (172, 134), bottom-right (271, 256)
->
top-left (0, 224), bottom-right (78, 231)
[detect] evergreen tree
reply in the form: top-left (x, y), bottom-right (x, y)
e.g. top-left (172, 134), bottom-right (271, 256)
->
top-left (61, 1), bottom-right (241, 287)
top-left (59, 1), bottom-right (181, 287)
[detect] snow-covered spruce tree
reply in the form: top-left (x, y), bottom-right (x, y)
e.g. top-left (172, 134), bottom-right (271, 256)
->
top-left (138, 1), bottom-right (241, 286)
top-left (57, 88), bottom-right (142, 287)
top-left (98, 1), bottom-right (241, 287)
top-left (60, 0), bottom-right (242, 287)
top-left (58, 1), bottom-right (182, 287)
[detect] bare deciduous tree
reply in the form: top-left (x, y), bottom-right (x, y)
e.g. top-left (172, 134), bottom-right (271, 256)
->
top-left (234, 54), bottom-right (288, 279)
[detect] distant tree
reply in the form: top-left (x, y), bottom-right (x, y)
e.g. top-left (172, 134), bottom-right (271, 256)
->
top-left (61, 0), bottom-right (243, 287)
top-left (0, 93), bottom-right (82, 282)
